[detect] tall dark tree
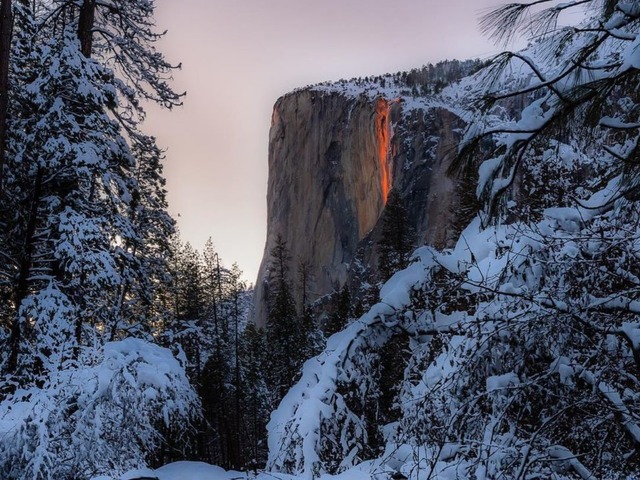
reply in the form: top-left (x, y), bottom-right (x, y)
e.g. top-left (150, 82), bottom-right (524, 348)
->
top-left (0, 0), bottom-right (12, 192)
top-left (238, 322), bottom-right (270, 469)
top-left (378, 189), bottom-right (415, 281)
top-left (266, 235), bottom-right (300, 400)
top-left (325, 283), bottom-right (352, 337)
top-left (226, 262), bottom-right (246, 469)
top-left (297, 257), bottom-right (312, 314)
top-left (202, 238), bottom-right (225, 339)
top-left (297, 257), bottom-right (322, 358)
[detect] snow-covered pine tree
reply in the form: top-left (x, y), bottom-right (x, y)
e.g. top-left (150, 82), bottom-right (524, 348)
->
top-left (48, 0), bottom-right (182, 110)
top-left (8, 23), bottom-right (140, 373)
top-left (0, 1), bottom-right (198, 477)
top-left (1, 0), bottom-right (183, 375)
top-left (111, 133), bottom-right (175, 337)
top-left (0, 0), bottom-right (39, 375)
top-left (266, 236), bottom-right (298, 396)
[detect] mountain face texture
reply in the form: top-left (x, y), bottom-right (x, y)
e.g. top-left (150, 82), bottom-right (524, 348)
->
top-left (253, 68), bottom-right (477, 326)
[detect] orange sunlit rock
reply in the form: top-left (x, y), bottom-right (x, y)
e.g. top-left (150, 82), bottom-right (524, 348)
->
top-left (375, 98), bottom-right (392, 204)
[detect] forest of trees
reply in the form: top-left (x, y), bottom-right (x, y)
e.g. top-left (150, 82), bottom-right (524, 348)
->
top-left (326, 58), bottom-right (489, 96)
top-left (0, 0), bottom-right (311, 477)
top-left (4, 0), bottom-right (637, 479)
top-left (166, 236), bottom-right (326, 471)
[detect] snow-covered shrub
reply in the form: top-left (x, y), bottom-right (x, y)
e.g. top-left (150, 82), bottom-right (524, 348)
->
top-left (0, 338), bottom-right (199, 480)
top-left (18, 282), bottom-right (79, 376)
top-left (396, 197), bottom-right (640, 479)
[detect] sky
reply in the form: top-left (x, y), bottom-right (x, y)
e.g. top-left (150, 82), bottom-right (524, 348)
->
top-left (144, 0), bottom-right (526, 284)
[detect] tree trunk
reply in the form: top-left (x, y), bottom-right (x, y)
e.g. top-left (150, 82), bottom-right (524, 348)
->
top-left (0, 0), bottom-right (13, 194)
top-left (77, 0), bottom-right (95, 58)
top-left (7, 167), bottom-right (42, 373)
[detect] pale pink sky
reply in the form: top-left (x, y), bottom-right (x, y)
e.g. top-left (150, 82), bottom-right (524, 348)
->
top-left (145, 0), bottom-right (523, 283)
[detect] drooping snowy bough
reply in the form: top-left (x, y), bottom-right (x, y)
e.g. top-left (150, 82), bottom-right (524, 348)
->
top-left (267, 252), bottom-right (433, 478)
top-left (268, 176), bottom-right (640, 479)
top-left (268, 2), bottom-right (640, 478)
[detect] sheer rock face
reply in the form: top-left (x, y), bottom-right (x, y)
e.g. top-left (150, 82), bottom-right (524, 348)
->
top-left (252, 88), bottom-right (466, 327)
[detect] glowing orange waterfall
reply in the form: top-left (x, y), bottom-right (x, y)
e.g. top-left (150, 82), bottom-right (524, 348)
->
top-left (375, 98), bottom-right (392, 204)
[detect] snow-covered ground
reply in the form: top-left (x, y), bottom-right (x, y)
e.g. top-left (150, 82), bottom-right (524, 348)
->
top-left (112, 462), bottom-right (370, 480)
top-left (114, 462), bottom-right (250, 480)
top-left (111, 461), bottom-right (377, 480)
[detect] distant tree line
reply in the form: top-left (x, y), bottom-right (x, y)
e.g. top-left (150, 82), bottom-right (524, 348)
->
top-left (322, 58), bottom-right (489, 96)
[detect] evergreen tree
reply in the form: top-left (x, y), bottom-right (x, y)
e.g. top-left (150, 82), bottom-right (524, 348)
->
top-left (297, 257), bottom-right (322, 359)
top-left (378, 189), bottom-right (415, 281)
top-left (266, 235), bottom-right (299, 400)
top-left (297, 257), bottom-right (312, 317)
top-left (238, 322), bottom-right (271, 469)
top-left (196, 239), bottom-right (231, 465)
top-left (325, 283), bottom-right (352, 337)
top-left (111, 134), bottom-right (175, 338)
top-left (0, 1), bottom-right (197, 476)
top-left (7, 25), bottom-right (143, 373)
top-left (0, 0), bottom-right (38, 375)
top-left (166, 239), bottom-right (204, 381)
top-left (0, 0), bottom-right (182, 373)
top-left (202, 238), bottom-right (225, 340)
top-left (226, 262), bottom-right (247, 469)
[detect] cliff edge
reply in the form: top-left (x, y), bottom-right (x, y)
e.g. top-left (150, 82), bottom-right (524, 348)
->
top-left (253, 62), bottom-right (482, 326)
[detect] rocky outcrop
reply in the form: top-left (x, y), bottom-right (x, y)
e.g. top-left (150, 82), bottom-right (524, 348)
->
top-left (253, 79), bottom-right (469, 327)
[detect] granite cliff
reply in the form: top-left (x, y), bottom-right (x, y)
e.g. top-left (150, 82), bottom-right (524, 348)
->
top-left (253, 62), bottom-right (483, 326)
